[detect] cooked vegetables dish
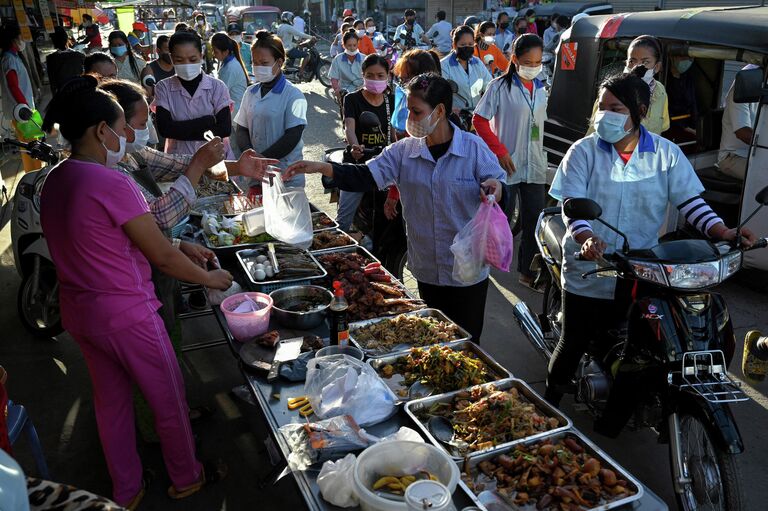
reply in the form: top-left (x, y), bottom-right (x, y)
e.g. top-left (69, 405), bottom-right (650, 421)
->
top-left (312, 211), bottom-right (336, 230)
top-left (463, 435), bottom-right (637, 510)
top-left (419, 385), bottom-right (562, 455)
top-left (353, 314), bottom-right (461, 353)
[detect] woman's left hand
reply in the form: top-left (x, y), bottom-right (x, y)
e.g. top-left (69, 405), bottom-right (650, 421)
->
top-left (718, 226), bottom-right (757, 248)
top-left (235, 149), bottom-right (280, 182)
top-left (480, 179), bottom-right (503, 203)
top-left (179, 241), bottom-right (216, 267)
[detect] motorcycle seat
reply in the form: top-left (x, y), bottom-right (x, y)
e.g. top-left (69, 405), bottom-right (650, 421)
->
top-left (695, 165), bottom-right (742, 196)
top-left (541, 213), bottom-right (566, 265)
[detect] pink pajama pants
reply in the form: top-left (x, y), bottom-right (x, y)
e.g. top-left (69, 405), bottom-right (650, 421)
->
top-left (74, 312), bottom-right (202, 505)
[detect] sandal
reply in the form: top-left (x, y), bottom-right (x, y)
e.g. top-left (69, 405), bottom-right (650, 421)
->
top-left (167, 459), bottom-right (228, 500)
top-left (126, 470), bottom-right (154, 510)
top-left (189, 405), bottom-right (215, 422)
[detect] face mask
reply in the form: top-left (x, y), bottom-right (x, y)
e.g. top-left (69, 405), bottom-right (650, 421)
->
top-left (356, 29), bottom-right (365, 37)
top-left (499, 22), bottom-right (509, 30)
top-left (252, 64), bottom-right (276, 83)
top-left (110, 45), bottom-right (128, 57)
top-left (594, 110), bottom-right (632, 144)
top-left (483, 36), bottom-right (495, 45)
top-left (406, 108), bottom-right (439, 139)
top-left (406, 19), bottom-right (414, 26)
top-left (231, 35), bottom-right (242, 43)
top-left (676, 59), bottom-right (693, 74)
top-left (517, 27), bottom-right (527, 34)
top-left (344, 48), bottom-right (359, 57)
top-left (175, 62), bottom-right (202, 81)
top-left (197, 20), bottom-right (205, 26)
top-left (83, 21), bottom-right (92, 27)
top-left (126, 125), bottom-right (150, 152)
top-left (160, 53), bottom-right (172, 63)
top-left (518, 64), bottom-right (542, 81)
top-left (16, 40), bottom-right (25, 52)
top-left (528, 17), bottom-right (536, 23)
top-left (625, 65), bottom-right (654, 85)
top-left (366, 26), bottom-right (375, 34)
top-left (102, 126), bottom-right (126, 167)
top-left (456, 46), bottom-right (474, 61)
top-left (364, 78), bottom-right (388, 94)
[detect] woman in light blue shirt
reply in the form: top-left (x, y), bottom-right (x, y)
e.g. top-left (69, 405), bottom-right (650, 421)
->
top-left (545, 72), bottom-right (753, 407)
top-left (440, 25), bottom-right (492, 112)
top-left (329, 29), bottom-right (365, 96)
top-left (211, 33), bottom-right (249, 115)
top-left (283, 74), bottom-right (507, 342)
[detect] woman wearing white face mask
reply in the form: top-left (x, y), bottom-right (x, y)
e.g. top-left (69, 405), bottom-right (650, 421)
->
top-left (329, 29), bottom-right (365, 101)
top-left (353, 19), bottom-right (375, 55)
top-left (474, 21), bottom-right (509, 77)
top-left (473, 34), bottom-right (547, 291)
top-left (153, 31), bottom-right (235, 158)
top-left (234, 30), bottom-right (308, 188)
top-left (587, 35), bottom-right (669, 135)
top-left (283, 73), bottom-right (507, 343)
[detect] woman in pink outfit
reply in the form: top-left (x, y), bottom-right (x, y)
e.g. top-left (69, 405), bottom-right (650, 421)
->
top-left (39, 76), bottom-right (232, 509)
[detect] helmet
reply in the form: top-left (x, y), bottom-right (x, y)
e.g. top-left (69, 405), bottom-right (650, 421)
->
top-left (227, 22), bottom-right (242, 34)
top-left (281, 11), bottom-right (294, 23)
top-left (132, 21), bottom-right (148, 32)
top-left (463, 16), bottom-right (481, 28)
top-left (343, 8), bottom-right (353, 17)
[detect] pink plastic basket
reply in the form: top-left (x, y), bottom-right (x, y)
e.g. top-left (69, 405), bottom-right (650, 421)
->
top-left (220, 292), bottom-right (273, 342)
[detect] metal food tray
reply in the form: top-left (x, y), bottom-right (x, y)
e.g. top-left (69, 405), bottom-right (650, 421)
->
top-left (404, 378), bottom-right (571, 461)
top-left (368, 340), bottom-right (511, 404)
top-left (457, 428), bottom-right (644, 511)
top-left (312, 211), bottom-right (339, 232)
top-left (236, 245), bottom-right (327, 288)
top-left (349, 308), bottom-right (471, 357)
top-left (201, 228), bottom-right (275, 256)
top-left (309, 229), bottom-right (358, 254)
top-left (191, 193), bottom-right (260, 217)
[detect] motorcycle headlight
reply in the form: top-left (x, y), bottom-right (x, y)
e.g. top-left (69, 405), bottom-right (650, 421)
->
top-left (720, 251), bottom-right (742, 282)
top-left (663, 261), bottom-right (721, 289)
top-left (630, 260), bottom-right (667, 285)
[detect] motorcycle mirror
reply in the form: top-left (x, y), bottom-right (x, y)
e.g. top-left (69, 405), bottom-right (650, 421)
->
top-left (15, 105), bottom-right (33, 121)
top-left (359, 111), bottom-right (382, 130)
top-left (563, 198), bottom-right (602, 220)
top-left (736, 185), bottom-right (768, 238)
top-left (447, 80), bottom-right (459, 94)
top-left (756, 185), bottom-right (768, 206)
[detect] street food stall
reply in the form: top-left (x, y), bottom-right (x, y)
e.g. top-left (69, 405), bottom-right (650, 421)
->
top-left (189, 184), bottom-right (670, 511)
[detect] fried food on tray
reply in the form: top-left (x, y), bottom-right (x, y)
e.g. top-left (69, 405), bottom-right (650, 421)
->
top-left (353, 315), bottom-right (460, 353)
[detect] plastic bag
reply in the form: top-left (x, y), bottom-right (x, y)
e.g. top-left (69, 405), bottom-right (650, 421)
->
top-left (207, 281), bottom-right (242, 306)
top-left (279, 415), bottom-right (375, 471)
top-left (317, 453), bottom-right (359, 508)
top-left (450, 197), bottom-right (513, 283)
top-left (305, 354), bottom-right (397, 427)
top-left (263, 173), bottom-right (313, 249)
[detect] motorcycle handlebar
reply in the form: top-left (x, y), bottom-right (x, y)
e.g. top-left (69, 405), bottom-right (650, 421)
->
top-left (574, 236), bottom-right (768, 261)
top-left (3, 138), bottom-right (31, 150)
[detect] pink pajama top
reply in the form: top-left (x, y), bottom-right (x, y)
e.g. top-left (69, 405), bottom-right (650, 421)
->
top-left (40, 159), bottom-right (161, 336)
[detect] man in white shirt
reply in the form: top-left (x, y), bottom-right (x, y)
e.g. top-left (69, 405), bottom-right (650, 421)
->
top-left (293, 13), bottom-right (306, 34)
top-left (393, 9), bottom-right (424, 50)
top-left (717, 65), bottom-right (759, 181)
top-left (423, 10), bottom-right (452, 55)
top-left (276, 11), bottom-right (314, 74)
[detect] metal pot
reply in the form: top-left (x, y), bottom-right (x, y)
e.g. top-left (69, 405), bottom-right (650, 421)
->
top-left (269, 285), bottom-right (333, 330)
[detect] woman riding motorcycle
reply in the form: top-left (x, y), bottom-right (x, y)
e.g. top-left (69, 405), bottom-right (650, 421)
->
top-left (546, 72), bottom-right (755, 430)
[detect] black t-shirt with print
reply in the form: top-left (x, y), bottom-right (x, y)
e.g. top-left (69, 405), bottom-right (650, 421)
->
top-left (343, 89), bottom-right (394, 162)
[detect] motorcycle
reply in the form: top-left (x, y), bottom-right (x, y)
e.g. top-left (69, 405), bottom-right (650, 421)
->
top-left (513, 189), bottom-right (768, 511)
top-left (283, 39), bottom-right (332, 88)
top-left (8, 123), bottom-right (62, 338)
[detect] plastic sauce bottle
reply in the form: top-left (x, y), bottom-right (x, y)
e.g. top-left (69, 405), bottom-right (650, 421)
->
top-left (329, 281), bottom-right (349, 347)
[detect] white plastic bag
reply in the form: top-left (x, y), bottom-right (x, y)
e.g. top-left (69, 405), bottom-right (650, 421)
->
top-left (305, 354), bottom-right (397, 427)
top-left (263, 173), bottom-right (313, 249)
top-left (207, 281), bottom-right (242, 306)
top-left (317, 453), bottom-right (359, 508)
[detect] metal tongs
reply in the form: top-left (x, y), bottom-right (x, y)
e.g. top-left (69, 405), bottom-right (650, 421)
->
top-left (268, 242), bottom-right (280, 275)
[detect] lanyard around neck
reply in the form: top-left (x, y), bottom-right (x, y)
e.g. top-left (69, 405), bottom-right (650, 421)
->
top-left (516, 78), bottom-right (536, 118)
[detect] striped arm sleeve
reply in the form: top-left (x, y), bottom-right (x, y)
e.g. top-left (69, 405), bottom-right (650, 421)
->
top-left (677, 195), bottom-right (724, 236)
top-left (561, 200), bottom-right (593, 238)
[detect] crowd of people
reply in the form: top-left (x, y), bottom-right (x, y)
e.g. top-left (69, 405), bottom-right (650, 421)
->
top-left (0, 4), bottom-right (763, 509)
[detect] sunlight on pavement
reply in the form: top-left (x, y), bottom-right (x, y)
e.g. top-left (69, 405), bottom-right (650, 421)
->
top-left (490, 274), bottom-right (522, 307)
top-left (729, 373), bottom-right (768, 411)
top-left (53, 357), bottom-right (67, 376)
top-left (216, 392), bottom-right (243, 420)
top-left (58, 397), bottom-right (81, 455)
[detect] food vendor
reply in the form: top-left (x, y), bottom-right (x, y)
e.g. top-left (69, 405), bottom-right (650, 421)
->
top-left (284, 73), bottom-right (507, 342)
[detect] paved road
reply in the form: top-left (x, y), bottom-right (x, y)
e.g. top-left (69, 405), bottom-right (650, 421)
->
top-left (1, 78), bottom-right (768, 510)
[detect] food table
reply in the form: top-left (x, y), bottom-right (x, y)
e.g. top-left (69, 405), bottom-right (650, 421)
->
top-left (209, 242), bottom-right (670, 511)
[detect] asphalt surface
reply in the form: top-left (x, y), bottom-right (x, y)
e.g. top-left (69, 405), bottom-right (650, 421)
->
top-left (1, 78), bottom-right (768, 510)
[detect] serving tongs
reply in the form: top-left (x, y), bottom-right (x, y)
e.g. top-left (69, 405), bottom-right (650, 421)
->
top-left (268, 242), bottom-right (280, 275)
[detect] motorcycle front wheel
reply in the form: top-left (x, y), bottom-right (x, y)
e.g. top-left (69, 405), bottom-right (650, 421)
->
top-left (18, 265), bottom-right (63, 338)
top-left (672, 414), bottom-right (745, 511)
top-left (317, 60), bottom-right (332, 88)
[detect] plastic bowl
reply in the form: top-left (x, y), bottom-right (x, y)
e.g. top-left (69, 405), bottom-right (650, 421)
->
top-left (220, 292), bottom-right (273, 342)
top-left (353, 441), bottom-right (459, 511)
top-left (316, 345), bottom-right (364, 360)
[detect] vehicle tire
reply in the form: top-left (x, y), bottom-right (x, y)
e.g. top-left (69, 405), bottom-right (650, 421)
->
top-left (392, 249), bottom-right (419, 299)
top-left (542, 281), bottom-right (562, 341)
top-left (317, 60), bottom-right (332, 88)
top-left (509, 187), bottom-right (522, 237)
top-left (17, 265), bottom-right (63, 338)
top-left (671, 414), bottom-right (745, 511)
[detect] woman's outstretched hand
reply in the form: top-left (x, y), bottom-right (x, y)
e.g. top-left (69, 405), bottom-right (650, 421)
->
top-left (283, 160), bottom-right (333, 181)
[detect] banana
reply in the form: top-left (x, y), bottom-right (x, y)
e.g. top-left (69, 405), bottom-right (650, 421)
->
top-left (373, 476), bottom-right (401, 490)
top-left (387, 482), bottom-right (404, 491)
top-left (429, 473), bottom-right (438, 481)
top-left (400, 475), bottom-right (416, 487)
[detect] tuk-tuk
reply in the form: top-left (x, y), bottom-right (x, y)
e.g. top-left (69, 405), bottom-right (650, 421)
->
top-left (545, 6), bottom-right (768, 270)
top-left (198, 3), bottom-right (224, 31)
top-left (532, 1), bottom-right (613, 18)
top-left (226, 6), bottom-right (281, 44)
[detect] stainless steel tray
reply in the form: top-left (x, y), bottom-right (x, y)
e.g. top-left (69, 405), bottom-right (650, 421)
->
top-left (368, 340), bottom-right (512, 403)
top-left (457, 428), bottom-right (644, 511)
top-left (191, 193), bottom-right (260, 217)
top-left (237, 245), bottom-right (327, 287)
top-left (350, 308), bottom-right (471, 357)
top-left (312, 211), bottom-right (339, 232)
top-left (309, 229), bottom-right (358, 253)
top-left (404, 378), bottom-right (571, 461)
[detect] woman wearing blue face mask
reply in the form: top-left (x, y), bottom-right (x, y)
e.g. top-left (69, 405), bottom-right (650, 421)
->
top-left (107, 31), bottom-right (154, 90)
top-left (545, 72), bottom-right (754, 407)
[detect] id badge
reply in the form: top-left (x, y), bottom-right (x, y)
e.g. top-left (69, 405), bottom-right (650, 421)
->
top-left (531, 123), bottom-right (540, 141)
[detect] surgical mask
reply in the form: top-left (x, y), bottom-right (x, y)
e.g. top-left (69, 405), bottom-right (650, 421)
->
top-left (197, 20), bottom-right (205, 26)
top-left (406, 19), bottom-right (414, 25)
top-left (16, 40), bottom-right (25, 52)
top-left (231, 35), bottom-right (242, 43)
top-left (364, 78), bottom-right (388, 94)
top-left (252, 64), bottom-right (276, 83)
top-left (126, 125), bottom-right (150, 152)
top-left (344, 48), bottom-right (359, 57)
top-left (625, 65), bottom-right (655, 85)
top-left (676, 59), bottom-right (693, 74)
top-left (518, 64), bottom-right (542, 81)
top-left (356, 29), bottom-right (365, 37)
top-left (102, 126), bottom-right (126, 167)
top-left (83, 20), bottom-right (92, 27)
top-left (528, 17), bottom-right (536, 23)
top-left (517, 27), bottom-right (527, 35)
top-left (110, 45), bottom-right (128, 57)
top-left (174, 62), bottom-right (202, 81)
top-left (456, 46), bottom-right (474, 61)
top-left (499, 22), bottom-right (509, 30)
top-left (483, 36), bottom-right (495, 45)
top-left (406, 108), bottom-right (439, 139)
top-left (594, 110), bottom-right (632, 144)
top-left (366, 26), bottom-right (375, 34)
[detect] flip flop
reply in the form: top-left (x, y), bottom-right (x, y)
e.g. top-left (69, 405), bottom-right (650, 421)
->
top-left (167, 459), bottom-right (228, 500)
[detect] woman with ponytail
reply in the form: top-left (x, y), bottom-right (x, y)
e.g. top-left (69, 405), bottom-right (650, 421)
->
top-left (107, 30), bottom-right (153, 88)
top-left (211, 32), bottom-right (249, 114)
top-left (40, 76), bottom-right (232, 508)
